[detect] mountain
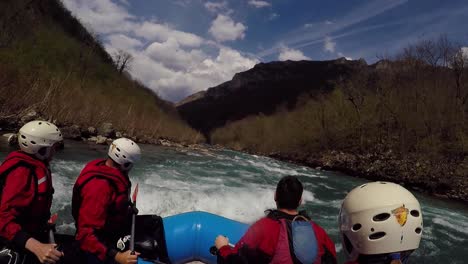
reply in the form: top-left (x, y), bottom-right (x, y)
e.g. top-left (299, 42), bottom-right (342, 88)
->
top-left (0, 0), bottom-right (201, 143)
top-left (177, 58), bottom-right (368, 138)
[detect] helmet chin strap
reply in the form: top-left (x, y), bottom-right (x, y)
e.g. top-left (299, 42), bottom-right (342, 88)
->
top-left (108, 157), bottom-right (133, 173)
top-left (35, 147), bottom-right (52, 161)
top-left (120, 163), bottom-right (133, 172)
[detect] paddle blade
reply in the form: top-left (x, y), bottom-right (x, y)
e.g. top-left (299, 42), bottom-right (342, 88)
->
top-left (48, 213), bottom-right (58, 225)
top-left (132, 183), bottom-right (139, 204)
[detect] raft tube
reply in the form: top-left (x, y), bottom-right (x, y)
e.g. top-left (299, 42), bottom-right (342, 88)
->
top-left (138, 211), bottom-right (249, 264)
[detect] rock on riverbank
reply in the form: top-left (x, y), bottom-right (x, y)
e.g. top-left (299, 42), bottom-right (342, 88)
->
top-left (268, 150), bottom-right (468, 203)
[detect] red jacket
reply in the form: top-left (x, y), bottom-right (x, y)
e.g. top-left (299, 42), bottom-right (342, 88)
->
top-left (72, 159), bottom-right (132, 261)
top-left (0, 151), bottom-right (53, 249)
top-left (218, 210), bottom-right (337, 264)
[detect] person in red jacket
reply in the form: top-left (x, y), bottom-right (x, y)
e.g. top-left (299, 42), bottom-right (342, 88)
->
top-left (72, 138), bottom-right (141, 264)
top-left (339, 182), bottom-right (423, 264)
top-left (215, 175), bottom-right (337, 264)
top-left (0, 121), bottom-right (64, 264)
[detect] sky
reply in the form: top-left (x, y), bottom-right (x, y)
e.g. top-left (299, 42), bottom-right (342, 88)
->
top-left (62, 0), bottom-right (468, 102)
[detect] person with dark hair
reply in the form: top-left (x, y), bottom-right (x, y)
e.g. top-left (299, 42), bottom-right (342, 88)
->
top-left (214, 175), bottom-right (337, 264)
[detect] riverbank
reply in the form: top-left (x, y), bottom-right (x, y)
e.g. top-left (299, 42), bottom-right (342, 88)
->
top-left (2, 113), bottom-right (467, 203)
top-left (264, 150), bottom-right (468, 203)
top-left (0, 109), bottom-right (202, 147)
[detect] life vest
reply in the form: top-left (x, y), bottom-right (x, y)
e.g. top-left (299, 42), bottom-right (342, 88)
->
top-left (268, 210), bottom-right (320, 264)
top-left (0, 151), bottom-right (53, 235)
top-left (72, 159), bottom-right (131, 239)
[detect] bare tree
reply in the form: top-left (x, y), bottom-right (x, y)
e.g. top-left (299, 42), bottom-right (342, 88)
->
top-left (113, 50), bottom-right (133, 75)
top-left (342, 72), bottom-right (368, 149)
top-left (450, 47), bottom-right (468, 104)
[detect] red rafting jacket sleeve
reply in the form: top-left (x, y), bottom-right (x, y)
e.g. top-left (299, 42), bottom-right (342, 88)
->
top-left (0, 167), bottom-right (35, 249)
top-left (313, 223), bottom-right (338, 264)
top-left (218, 217), bottom-right (279, 264)
top-left (75, 178), bottom-right (114, 261)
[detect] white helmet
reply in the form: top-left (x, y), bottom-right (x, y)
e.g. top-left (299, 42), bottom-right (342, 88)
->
top-left (108, 138), bottom-right (141, 171)
top-left (339, 182), bottom-right (423, 261)
top-left (18, 120), bottom-right (63, 161)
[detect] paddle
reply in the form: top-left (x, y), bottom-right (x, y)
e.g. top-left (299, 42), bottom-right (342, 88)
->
top-left (48, 213), bottom-right (63, 262)
top-left (130, 183), bottom-right (139, 254)
top-left (209, 240), bottom-right (235, 256)
top-left (129, 184), bottom-right (168, 264)
top-left (48, 213), bottom-right (58, 244)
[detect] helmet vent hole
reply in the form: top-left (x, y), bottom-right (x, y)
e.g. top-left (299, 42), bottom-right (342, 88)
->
top-left (59, 134), bottom-right (62, 137)
top-left (115, 153), bottom-right (120, 158)
top-left (39, 122), bottom-right (42, 125)
top-left (22, 143), bottom-right (28, 147)
top-left (21, 135), bottom-right (26, 139)
top-left (410, 210), bottom-right (420, 217)
top-left (56, 128), bottom-right (58, 131)
top-left (373, 213), bottom-right (390, 222)
top-left (131, 142), bottom-right (134, 145)
top-left (123, 155), bottom-right (127, 159)
top-left (369, 232), bottom-right (386, 240)
top-left (30, 141), bottom-right (36, 145)
top-left (117, 148), bottom-right (121, 152)
top-left (415, 227), bottom-right (422, 234)
top-left (379, 182), bottom-right (387, 184)
top-left (352, 224), bottom-right (362, 231)
top-left (360, 184), bottom-right (367, 188)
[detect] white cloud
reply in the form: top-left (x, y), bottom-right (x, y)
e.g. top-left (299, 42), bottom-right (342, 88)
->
top-left (63, 0), bottom-right (257, 102)
top-left (269, 13), bottom-right (279, 20)
top-left (145, 47), bottom-right (258, 101)
top-left (204, 1), bottom-right (228, 13)
top-left (61, 0), bottom-right (135, 34)
top-left (174, 0), bottom-right (193, 7)
top-left (278, 46), bottom-right (310, 61)
top-left (324, 36), bottom-right (336, 53)
top-left (118, 0), bottom-right (130, 6)
top-left (209, 15), bottom-right (246, 42)
top-left (258, 0), bottom-right (409, 58)
top-left (462, 47), bottom-right (468, 57)
top-left (324, 20), bottom-right (334, 25)
top-left (338, 52), bottom-right (353, 60)
top-left (248, 0), bottom-right (271, 8)
top-left (145, 38), bottom-right (207, 71)
top-left (135, 22), bottom-right (203, 47)
top-left (107, 34), bottom-right (142, 51)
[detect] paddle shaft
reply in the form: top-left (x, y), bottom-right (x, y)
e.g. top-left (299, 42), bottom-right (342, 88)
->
top-left (48, 229), bottom-right (55, 244)
top-left (130, 184), bottom-right (139, 254)
top-left (130, 213), bottom-right (136, 253)
top-left (210, 243), bottom-right (235, 256)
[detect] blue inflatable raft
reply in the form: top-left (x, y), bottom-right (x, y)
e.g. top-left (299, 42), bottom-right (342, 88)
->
top-left (138, 211), bottom-right (249, 264)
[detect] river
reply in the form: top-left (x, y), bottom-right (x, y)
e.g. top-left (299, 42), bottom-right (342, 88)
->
top-left (1, 140), bottom-right (467, 263)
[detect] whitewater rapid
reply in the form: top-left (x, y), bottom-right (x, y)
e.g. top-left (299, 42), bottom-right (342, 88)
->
top-left (1, 140), bottom-right (467, 263)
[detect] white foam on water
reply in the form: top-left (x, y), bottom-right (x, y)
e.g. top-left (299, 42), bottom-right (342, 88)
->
top-left (137, 183), bottom-right (276, 223)
top-left (50, 159), bottom-right (82, 213)
top-left (317, 182), bottom-right (335, 190)
top-left (52, 159), bottom-right (84, 174)
top-left (313, 199), bottom-right (343, 209)
top-left (302, 190), bottom-right (316, 203)
top-left (432, 217), bottom-right (468, 236)
top-left (56, 222), bottom-right (75, 234)
top-left (414, 240), bottom-right (441, 257)
top-left (245, 159), bottom-right (322, 178)
top-left (137, 171), bottom-right (320, 224)
top-left (335, 243), bottom-right (342, 253)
